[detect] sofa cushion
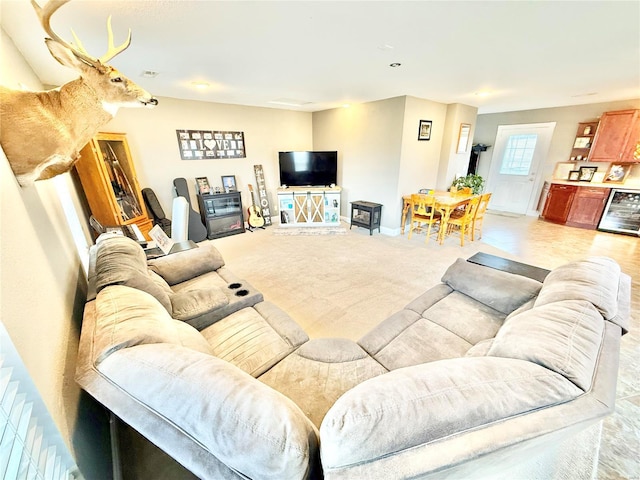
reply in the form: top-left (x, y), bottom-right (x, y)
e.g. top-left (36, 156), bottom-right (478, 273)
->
top-left (260, 338), bottom-right (388, 428)
top-left (320, 356), bottom-right (581, 470)
top-left (359, 309), bottom-right (473, 370)
top-left (94, 285), bottom-right (213, 364)
top-left (441, 258), bottom-right (542, 315)
top-left (98, 343), bottom-right (320, 480)
top-left (535, 257), bottom-right (620, 322)
top-left (170, 287), bottom-right (229, 322)
top-left (148, 242), bottom-right (225, 285)
top-left (201, 301), bottom-right (309, 377)
top-left (94, 236), bottom-right (173, 313)
top-left (488, 299), bottom-right (604, 391)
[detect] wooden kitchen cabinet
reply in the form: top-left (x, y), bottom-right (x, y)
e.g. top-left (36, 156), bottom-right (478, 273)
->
top-left (542, 184), bottom-right (577, 224)
top-left (75, 132), bottom-right (153, 238)
top-left (589, 109), bottom-right (640, 163)
top-left (566, 187), bottom-right (611, 229)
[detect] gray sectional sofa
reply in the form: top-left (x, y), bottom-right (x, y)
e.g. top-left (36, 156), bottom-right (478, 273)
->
top-left (76, 235), bottom-right (631, 479)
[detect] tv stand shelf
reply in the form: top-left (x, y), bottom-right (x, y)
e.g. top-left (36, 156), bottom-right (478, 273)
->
top-left (277, 187), bottom-right (341, 226)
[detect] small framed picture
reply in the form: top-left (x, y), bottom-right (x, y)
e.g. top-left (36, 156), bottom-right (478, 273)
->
top-left (418, 120), bottom-right (432, 141)
top-left (603, 163), bottom-right (632, 184)
top-left (221, 175), bottom-right (237, 192)
top-left (578, 166), bottom-right (597, 182)
top-left (195, 176), bottom-right (211, 194)
top-left (567, 170), bottom-right (580, 181)
top-left (456, 123), bottom-right (471, 153)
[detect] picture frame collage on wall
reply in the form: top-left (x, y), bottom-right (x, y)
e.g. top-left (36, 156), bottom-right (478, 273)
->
top-left (176, 129), bottom-right (246, 160)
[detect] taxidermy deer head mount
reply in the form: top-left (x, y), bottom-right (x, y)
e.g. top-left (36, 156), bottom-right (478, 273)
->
top-left (0, 0), bottom-right (158, 186)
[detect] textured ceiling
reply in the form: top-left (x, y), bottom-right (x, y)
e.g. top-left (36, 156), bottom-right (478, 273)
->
top-left (2, 0), bottom-right (639, 114)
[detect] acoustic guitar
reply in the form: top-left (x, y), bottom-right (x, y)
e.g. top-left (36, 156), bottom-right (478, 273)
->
top-left (247, 184), bottom-right (265, 229)
top-left (173, 177), bottom-right (208, 242)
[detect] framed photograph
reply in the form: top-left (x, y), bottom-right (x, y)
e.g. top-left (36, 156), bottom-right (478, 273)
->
top-left (195, 176), bottom-right (211, 194)
top-left (567, 170), bottom-right (580, 181)
top-left (456, 123), bottom-right (471, 153)
top-left (578, 166), bottom-right (597, 182)
top-left (418, 120), bottom-right (432, 141)
top-left (221, 175), bottom-right (237, 192)
top-left (603, 163), bottom-right (632, 184)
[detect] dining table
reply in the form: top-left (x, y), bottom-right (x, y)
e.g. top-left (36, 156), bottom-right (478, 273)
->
top-left (401, 190), bottom-right (478, 243)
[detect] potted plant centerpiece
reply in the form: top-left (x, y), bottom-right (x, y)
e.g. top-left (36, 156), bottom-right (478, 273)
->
top-left (451, 174), bottom-right (485, 194)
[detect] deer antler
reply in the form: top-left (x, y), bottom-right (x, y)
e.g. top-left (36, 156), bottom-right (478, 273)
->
top-left (31, 0), bottom-right (131, 67)
top-left (99, 16), bottom-right (131, 63)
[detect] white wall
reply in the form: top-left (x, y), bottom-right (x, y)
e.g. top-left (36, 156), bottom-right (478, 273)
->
top-left (313, 96), bottom-right (456, 231)
top-left (312, 97), bottom-right (405, 230)
top-left (398, 96), bottom-right (448, 199)
top-left (105, 97), bottom-right (313, 218)
top-left (1, 28), bottom-right (111, 478)
top-left (437, 103), bottom-right (478, 190)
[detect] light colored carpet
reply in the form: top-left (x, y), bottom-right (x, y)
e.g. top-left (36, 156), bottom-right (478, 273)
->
top-left (213, 220), bottom-right (509, 340)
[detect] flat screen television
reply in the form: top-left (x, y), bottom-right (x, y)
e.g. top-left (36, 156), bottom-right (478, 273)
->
top-left (279, 151), bottom-right (337, 187)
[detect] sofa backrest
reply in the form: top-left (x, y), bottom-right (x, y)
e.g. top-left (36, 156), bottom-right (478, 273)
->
top-left (94, 235), bottom-right (174, 312)
top-left (93, 285), bottom-right (213, 365)
top-left (534, 256), bottom-right (628, 333)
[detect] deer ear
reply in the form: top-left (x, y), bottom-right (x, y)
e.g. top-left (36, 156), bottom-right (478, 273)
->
top-left (45, 38), bottom-right (91, 71)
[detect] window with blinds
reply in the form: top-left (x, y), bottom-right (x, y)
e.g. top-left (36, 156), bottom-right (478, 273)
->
top-left (0, 322), bottom-right (81, 480)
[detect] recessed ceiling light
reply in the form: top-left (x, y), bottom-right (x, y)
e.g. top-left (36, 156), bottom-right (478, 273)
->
top-left (342, 104), bottom-right (351, 108)
top-left (389, 62), bottom-right (401, 68)
top-left (141, 70), bottom-right (159, 78)
top-left (475, 91), bottom-right (491, 97)
top-left (268, 98), bottom-right (313, 107)
top-left (378, 44), bottom-right (394, 51)
top-left (191, 81), bottom-right (210, 90)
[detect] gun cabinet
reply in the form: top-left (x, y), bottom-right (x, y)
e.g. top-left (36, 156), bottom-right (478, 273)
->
top-left (76, 132), bottom-right (153, 238)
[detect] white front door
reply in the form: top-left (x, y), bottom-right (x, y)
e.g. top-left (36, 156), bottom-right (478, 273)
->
top-left (486, 122), bottom-right (555, 215)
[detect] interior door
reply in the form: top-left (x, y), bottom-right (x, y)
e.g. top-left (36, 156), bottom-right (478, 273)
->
top-left (486, 122), bottom-right (556, 215)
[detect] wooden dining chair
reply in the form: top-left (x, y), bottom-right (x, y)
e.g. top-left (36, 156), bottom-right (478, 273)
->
top-left (446, 196), bottom-right (481, 246)
top-left (408, 194), bottom-right (441, 243)
top-left (472, 192), bottom-right (492, 241)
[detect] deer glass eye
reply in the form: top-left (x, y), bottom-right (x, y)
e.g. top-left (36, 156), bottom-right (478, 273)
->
top-left (111, 77), bottom-right (123, 83)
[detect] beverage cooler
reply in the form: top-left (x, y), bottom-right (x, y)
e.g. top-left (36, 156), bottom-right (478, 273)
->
top-left (597, 189), bottom-right (640, 236)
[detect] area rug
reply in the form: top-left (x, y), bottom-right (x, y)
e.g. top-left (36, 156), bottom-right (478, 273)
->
top-left (274, 226), bottom-right (347, 236)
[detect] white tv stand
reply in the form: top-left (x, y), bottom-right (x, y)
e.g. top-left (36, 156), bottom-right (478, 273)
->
top-left (277, 186), bottom-right (341, 226)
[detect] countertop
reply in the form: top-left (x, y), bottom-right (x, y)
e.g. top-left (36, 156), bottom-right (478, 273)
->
top-left (550, 180), bottom-right (640, 190)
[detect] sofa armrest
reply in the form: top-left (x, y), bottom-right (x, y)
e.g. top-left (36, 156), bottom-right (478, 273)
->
top-left (148, 243), bottom-right (225, 285)
top-left (98, 343), bottom-right (319, 480)
top-left (320, 356), bottom-right (581, 470)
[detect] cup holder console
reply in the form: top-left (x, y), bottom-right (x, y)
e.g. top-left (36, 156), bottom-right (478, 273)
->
top-left (228, 283), bottom-right (249, 297)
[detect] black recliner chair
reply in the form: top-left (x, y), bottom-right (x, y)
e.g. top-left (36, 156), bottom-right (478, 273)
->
top-left (142, 188), bottom-right (172, 236)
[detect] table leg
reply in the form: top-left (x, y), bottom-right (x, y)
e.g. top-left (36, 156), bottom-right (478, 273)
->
top-left (438, 206), bottom-right (453, 244)
top-left (401, 199), bottom-right (411, 235)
